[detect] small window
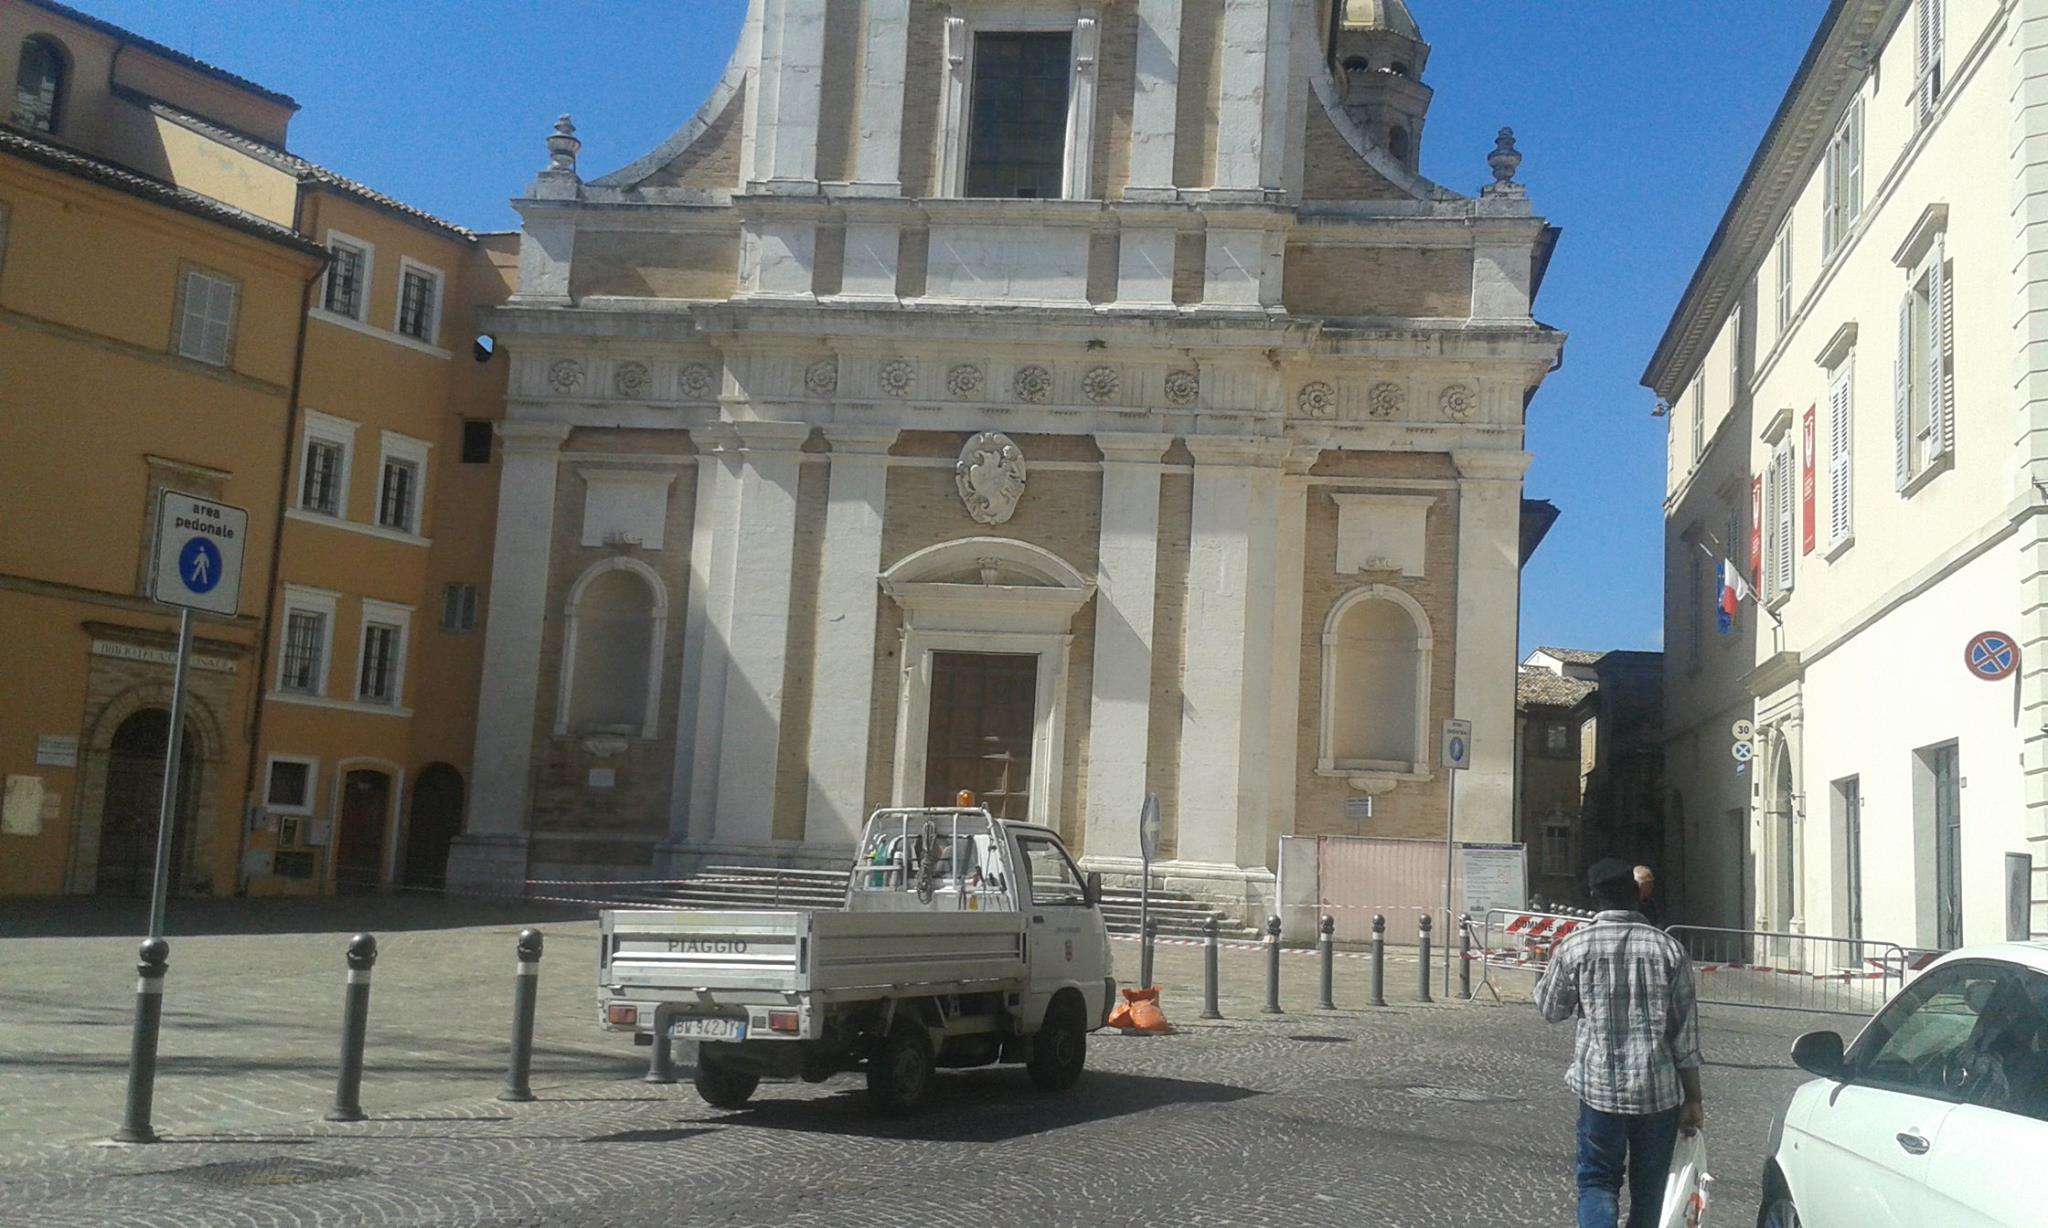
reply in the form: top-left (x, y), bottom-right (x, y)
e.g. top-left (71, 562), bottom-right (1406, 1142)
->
top-left (472, 334), bottom-right (495, 364)
top-left (1915, 0), bottom-right (1946, 126)
top-left (1896, 235), bottom-right (1953, 489)
top-left (1774, 224), bottom-right (1794, 335)
top-left (441, 582), bottom-right (478, 632)
top-left (1689, 372), bottom-right (1704, 462)
top-left (1017, 837), bottom-right (1088, 907)
top-left (1823, 99), bottom-right (1865, 260)
top-left (1542, 818), bottom-right (1572, 877)
top-left (1543, 723), bottom-right (1569, 756)
top-left (265, 757), bottom-right (315, 813)
top-left (176, 269), bottom-right (238, 367)
top-left (379, 457), bottom-right (419, 533)
top-left (359, 622), bottom-right (402, 704)
top-left (279, 607), bottom-right (328, 694)
top-left (1390, 61), bottom-right (1410, 78)
top-left (965, 32), bottom-right (1072, 199)
top-left (396, 261), bottom-right (441, 343)
top-left (1388, 127), bottom-right (1411, 162)
top-left (1728, 305), bottom-right (1745, 401)
top-left (301, 439), bottom-right (344, 515)
top-left (11, 37), bottom-right (65, 133)
top-left (1342, 55), bottom-right (1369, 77)
top-left (323, 238), bottom-right (369, 319)
top-left (460, 419), bottom-right (493, 464)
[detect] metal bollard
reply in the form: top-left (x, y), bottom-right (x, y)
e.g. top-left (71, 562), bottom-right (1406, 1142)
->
top-left (1370, 915), bottom-right (1387, 1007)
top-left (1317, 915), bottom-right (1336, 1010)
top-left (645, 1004), bottom-right (677, 1084)
top-left (113, 938), bottom-right (170, 1143)
top-left (1458, 913), bottom-right (1473, 1000)
top-left (1417, 914), bottom-right (1434, 1003)
top-left (1139, 916), bottom-right (1156, 990)
top-left (1262, 915), bottom-right (1283, 1014)
top-left (1200, 916), bottom-right (1222, 1020)
top-left (499, 928), bottom-right (544, 1103)
top-left (326, 933), bottom-right (377, 1122)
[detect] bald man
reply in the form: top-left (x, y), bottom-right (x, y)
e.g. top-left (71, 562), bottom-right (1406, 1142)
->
top-left (1634, 866), bottom-right (1663, 926)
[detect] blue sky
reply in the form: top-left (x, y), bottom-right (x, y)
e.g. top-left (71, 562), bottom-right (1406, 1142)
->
top-left (88, 1), bottom-right (1820, 655)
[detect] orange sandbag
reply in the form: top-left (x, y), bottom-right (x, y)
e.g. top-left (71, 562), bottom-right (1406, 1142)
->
top-left (1106, 999), bottom-right (1134, 1029)
top-left (1120, 986), bottom-right (1170, 1033)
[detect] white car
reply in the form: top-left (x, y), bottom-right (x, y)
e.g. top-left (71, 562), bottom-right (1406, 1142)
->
top-left (1758, 942), bottom-right (2048, 1227)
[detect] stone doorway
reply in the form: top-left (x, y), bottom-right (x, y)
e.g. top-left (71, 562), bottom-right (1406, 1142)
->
top-left (335, 769), bottom-right (392, 893)
top-left (95, 709), bottom-right (198, 897)
top-left (402, 764), bottom-right (464, 890)
top-left (923, 651), bottom-right (1037, 819)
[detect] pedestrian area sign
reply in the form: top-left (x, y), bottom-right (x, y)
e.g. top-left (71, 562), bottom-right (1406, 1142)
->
top-left (150, 490), bottom-right (247, 617)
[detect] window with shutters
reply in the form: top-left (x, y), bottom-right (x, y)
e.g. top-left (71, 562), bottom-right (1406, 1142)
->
top-left (394, 258), bottom-right (442, 344)
top-left (175, 268), bottom-right (238, 367)
top-left (1764, 441), bottom-right (1796, 605)
top-left (296, 412), bottom-right (357, 519)
top-left (1729, 306), bottom-right (1746, 403)
top-left (1827, 360), bottom-right (1855, 553)
top-left (1775, 225), bottom-right (1795, 336)
top-left (1895, 233), bottom-right (1953, 492)
top-left (275, 587), bottom-right (337, 696)
top-left (1915, 0), bottom-right (1945, 127)
top-left (355, 601), bottom-right (411, 706)
top-left (321, 232), bottom-right (372, 321)
top-left (440, 582), bottom-right (478, 633)
top-left (1823, 99), bottom-right (1865, 261)
top-left (1690, 372), bottom-right (1705, 463)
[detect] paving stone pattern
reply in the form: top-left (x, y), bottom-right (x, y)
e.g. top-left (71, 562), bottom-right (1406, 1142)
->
top-left (0, 898), bottom-right (1821, 1227)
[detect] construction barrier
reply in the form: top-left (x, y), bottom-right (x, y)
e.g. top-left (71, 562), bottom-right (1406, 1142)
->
top-left (1665, 925), bottom-right (1912, 1018)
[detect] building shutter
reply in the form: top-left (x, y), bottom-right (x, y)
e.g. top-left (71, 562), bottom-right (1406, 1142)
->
top-left (1829, 370), bottom-right (1853, 546)
top-left (1763, 454), bottom-right (1781, 600)
top-left (1822, 141), bottom-right (1840, 256)
top-left (1775, 444), bottom-right (1796, 595)
top-left (1895, 292), bottom-right (1913, 490)
top-left (1927, 231), bottom-right (1951, 461)
top-left (1847, 101), bottom-right (1863, 221)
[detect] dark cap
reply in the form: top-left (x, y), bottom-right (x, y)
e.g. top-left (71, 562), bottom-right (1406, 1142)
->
top-left (1587, 858), bottom-right (1636, 894)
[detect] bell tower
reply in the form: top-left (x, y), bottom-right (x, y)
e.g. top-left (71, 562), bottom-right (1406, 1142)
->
top-left (1331, 0), bottom-right (1434, 173)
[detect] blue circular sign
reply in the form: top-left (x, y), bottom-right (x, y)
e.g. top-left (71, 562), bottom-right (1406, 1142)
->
top-left (1966, 631), bottom-right (2018, 681)
top-left (1448, 736), bottom-right (1467, 763)
top-left (177, 538), bottom-right (222, 595)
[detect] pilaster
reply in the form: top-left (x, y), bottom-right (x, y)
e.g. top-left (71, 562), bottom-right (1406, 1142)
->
top-left (1263, 446), bottom-right (1319, 865)
top-left (849, 0), bottom-right (911, 195)
top-left (1175, 437), bottom-right (1286, 869)
top-left (1449, 449), bottom-right (1532, 843)
top-left (749, 0), bottom-right (828, 192)
top-left (1123, 0), bottom-right (1182, 200)
top-left (803, 427), bottom-right (898, 848)
top-left (1082, 433), bottom-right (1173, 860)
top-left (2014, 0), bottom-right (2048, 935)
top-left (448, 421), bottom-right (571, 893)
top-left (671, 425), bottom-right (743, 853)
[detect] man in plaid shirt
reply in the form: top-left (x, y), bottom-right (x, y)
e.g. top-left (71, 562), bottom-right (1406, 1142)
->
top-left (1536, 859), bottom-right (1705, 1228)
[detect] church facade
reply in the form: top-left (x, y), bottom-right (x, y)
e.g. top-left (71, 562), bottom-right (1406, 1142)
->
top-left (450, 0), bottom-right (1564, 919)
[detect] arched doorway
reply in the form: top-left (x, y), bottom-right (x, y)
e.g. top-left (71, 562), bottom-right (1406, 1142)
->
top-left (96, 710), bottom-right (197, 897)
top-left (403, 764), bottom-right (464, 889)
top-left (335, 769), bottom-right (392, 893)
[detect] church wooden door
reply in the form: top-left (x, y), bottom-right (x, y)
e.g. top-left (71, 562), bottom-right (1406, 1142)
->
top-left (923, 652), bottom-right (1036, 819)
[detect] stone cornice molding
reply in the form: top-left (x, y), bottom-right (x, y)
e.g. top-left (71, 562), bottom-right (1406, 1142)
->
top-left (729, 420), bottom-right (813, 451)
top-left (496, 422), bottom-right (573, 453)
top-left (821, 425), bottom-right (900, 455)
top-left (1643, 0), bottom-right (1896, 396)
top-left (1451, 449), bottom-right (1533, 481)
top-left (1184, 435), bottom-right (1290, 467)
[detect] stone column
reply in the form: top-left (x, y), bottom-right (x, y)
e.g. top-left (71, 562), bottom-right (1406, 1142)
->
top-left (1082, 433), bottom-right (1172, 860)
top-left (1175, 438), bottom-right (1284, 873)
top-left (448, 421), bottom-right (570, 893)
top-left (667, 425), bottom-right (741, 862)
top-left (2012, 0), bottom-right (2048, 936)
top-left (803, 427), bottom-right (897, 849)
top-left (1449, 449), bottom-right (1532, 844)
top-left (709, 423), bottom-right (810, 849)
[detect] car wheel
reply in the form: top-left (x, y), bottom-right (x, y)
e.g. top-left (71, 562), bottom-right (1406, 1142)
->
top-left (866, 1020), bottom-right (933, 1116)
top-left (1027, 993), bottom-right (1088, 1092)
top-left (692, 1050), bottom-right (759, 1109)
top-left (1758, 1194), bottom-right (1801, 1228)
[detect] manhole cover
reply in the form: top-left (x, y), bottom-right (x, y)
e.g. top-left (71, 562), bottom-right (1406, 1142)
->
top-left (169, 1157), bottom-right (371, 1189)
top-left (1404, 1085), bottom-right (1499, 1103)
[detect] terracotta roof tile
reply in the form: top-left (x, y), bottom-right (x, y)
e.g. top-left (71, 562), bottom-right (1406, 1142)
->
top-left (1517, 666), bottom-right (1597, 710)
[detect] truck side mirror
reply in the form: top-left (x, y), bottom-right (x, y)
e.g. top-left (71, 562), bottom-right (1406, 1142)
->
top-left (1085, 871), bottom-right (1103, 909)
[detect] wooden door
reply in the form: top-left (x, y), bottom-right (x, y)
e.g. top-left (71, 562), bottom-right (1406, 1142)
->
top-left (335, 770), bottom-right (390, 893)
top-left (96, 710), bottom-right (196, 897)
top-left (923, 652), bottom-right (1036, 819)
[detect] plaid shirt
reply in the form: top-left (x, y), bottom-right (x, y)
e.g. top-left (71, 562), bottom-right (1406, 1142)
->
top-left (1534, 911), bottom-right (1703, 1115)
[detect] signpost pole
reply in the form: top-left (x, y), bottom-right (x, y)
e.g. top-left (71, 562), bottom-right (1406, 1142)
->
top-left (1442, 768), bottom-right (1455, 997)
top-left (1138, 793), bottom-right (1160, 987)
top-left (145, 607), bottom-right (192, 943)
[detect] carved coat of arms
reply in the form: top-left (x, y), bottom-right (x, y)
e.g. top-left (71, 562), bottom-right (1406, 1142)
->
top-left (955, 431), bottom-right (1026, 526)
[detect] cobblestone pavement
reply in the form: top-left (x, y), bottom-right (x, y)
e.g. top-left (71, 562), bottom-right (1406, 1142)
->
top-left (0, 898), bottom-right (1829, 1227)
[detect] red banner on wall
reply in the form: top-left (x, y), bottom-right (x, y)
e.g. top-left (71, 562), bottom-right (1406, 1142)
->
top-left (1750, 476), bottom-right (1763, 585)
top-left (1801, 405), bottom-right (1817, 556)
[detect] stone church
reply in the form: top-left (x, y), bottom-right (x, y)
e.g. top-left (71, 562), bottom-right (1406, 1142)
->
top-left (449, 0), bottom-right (1564, 919)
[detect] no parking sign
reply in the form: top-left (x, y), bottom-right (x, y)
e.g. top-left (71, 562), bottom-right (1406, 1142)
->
top-left (1964, 631), bottom-right (2019, 682)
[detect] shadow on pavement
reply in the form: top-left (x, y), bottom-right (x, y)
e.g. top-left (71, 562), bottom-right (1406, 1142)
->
top-left (0, 896), bottom-right (596, 940)
top-left (711, 1069), bottom-right (1258, 1142)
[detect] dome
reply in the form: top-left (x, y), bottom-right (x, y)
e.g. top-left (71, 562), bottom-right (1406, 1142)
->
top-left (1341, 0), bottom-right (1422, 42)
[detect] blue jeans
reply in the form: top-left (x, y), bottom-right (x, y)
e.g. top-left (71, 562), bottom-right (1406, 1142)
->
top-left (1575, 1101), bottom-right (1681, 1228)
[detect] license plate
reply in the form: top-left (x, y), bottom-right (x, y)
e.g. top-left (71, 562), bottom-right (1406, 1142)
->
top-left (670, 1017), bottom-right (746, 1041)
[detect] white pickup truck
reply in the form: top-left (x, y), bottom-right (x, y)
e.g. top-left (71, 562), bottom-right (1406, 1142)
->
top-left (597, 807), bottom-right (1115, 1114)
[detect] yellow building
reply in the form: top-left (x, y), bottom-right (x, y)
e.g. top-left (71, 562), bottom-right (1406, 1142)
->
top-left (0, 0), bottom-right (513, 899)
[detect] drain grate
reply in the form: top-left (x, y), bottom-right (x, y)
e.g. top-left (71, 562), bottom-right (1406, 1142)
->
top-left (1404, 1085), bottom-right (1501, 1103)
top-left (168, 1157), bottom-right (371, 1189)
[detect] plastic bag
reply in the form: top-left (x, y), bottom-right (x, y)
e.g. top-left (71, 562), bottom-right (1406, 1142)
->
top-left (1656, 1130), bottom-right (1713, 1228)
top-left (1111, 986), bottom-right (1170, 1033)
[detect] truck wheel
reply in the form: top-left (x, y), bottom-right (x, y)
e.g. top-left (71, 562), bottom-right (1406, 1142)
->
top-left (693, 1051), bottom-right (759, 1109)
top-left (1027, 994), bottom-right (1088, 1091)
top-left (866, 1021), bottom-right (933, 1115)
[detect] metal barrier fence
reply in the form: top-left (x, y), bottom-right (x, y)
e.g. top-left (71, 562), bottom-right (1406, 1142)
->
top-left (1468, 907), bottom-right (1597, 1000)
top-left (1665, 925), bottom-right (1908, 1018)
